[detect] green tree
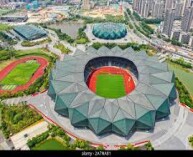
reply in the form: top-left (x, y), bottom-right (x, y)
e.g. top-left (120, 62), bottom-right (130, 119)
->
top-left (145, 142), bottom-right (154, 150)
top-left (96, 145), bottom-right (105, 150)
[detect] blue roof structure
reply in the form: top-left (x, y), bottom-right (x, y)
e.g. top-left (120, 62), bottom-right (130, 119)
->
top-left (92, 23), bottom-right (127, 40)
top-left (14, 25), bottom-right (47, 41)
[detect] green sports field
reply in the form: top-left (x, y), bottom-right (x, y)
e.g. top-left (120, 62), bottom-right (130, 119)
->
top-left (32, 139), bottom-right (66, 150)
top-left (96, 74), bottom-right (126, 98)
top-left (1, 61), bottom-right (40, 86)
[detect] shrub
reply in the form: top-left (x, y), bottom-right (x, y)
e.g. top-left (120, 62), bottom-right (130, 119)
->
top-left (27, 131), bottom-right (49, 148)
top-left (133, 11), bottom-right (141, 21)
top-left (96, 145), bottom-right (105, 150)
top-left (144, 142), bottom-right (154, 150)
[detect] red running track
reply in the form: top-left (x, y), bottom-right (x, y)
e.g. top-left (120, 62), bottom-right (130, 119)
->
top-left (87, 66), bottom-right (135, 95)
top-left (0, 56), bottom-right (49, 94)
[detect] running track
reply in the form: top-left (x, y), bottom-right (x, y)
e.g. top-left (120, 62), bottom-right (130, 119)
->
top-left (0, 56), bottom-right (49, 94)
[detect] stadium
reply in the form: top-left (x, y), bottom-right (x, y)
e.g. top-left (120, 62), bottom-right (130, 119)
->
top-left (92, 23), bottom-right (127, 40)
top-left (48, 46), bottom-right (177, 137)
top-left (13, 25), bottom-right (47, 41)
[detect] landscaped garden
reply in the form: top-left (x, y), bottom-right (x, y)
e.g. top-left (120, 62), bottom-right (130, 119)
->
top-left (21, 38), bottom-right (51, 47)
top-left (27, 124), bottom-right (94, 150)
top-left (0, 104), bottom-right (42, 138)
top-left (0, 23), bottom-right (12, 31)
top-left (119, 141), bottom-right (154, 150)
top-left (54, 43), bottom-right (71, 54)
top-left (0, 32), bottom-right (17, 45)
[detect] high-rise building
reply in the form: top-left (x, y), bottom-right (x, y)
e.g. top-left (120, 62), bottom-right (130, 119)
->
top-left (133, 0), bottom-right (151, 18)
top-left (164, 0), bottom-right (174, 13)
top-left (179, 32), bottom-right (191, 44)
top-left (182, 0), bottom-right (192, 15)
top-left (188, 36), bottom-right (193, 47)
top-left (162, 9), bottom-right (175, 37)
top-left (140, 0), bottom-right (151, 18)
top-left (181, 6), bottom-right (193, 32)
top-left (133, 0), bottom-right (143, 13)
top-left (170, 29), bottom-right (181, 40)
top-left (81, 0), bottom-right (91, 10)
top-left (152, 0), bottom-right (164, 19)
top-left (133, 0), bottom-right (138, 10)
top-left (175, 2), bottom-right (183, 18)
top-left (133, 0), bottom-right (184, 19)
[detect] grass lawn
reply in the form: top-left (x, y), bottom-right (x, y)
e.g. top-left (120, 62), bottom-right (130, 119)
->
top-left (32, 139), bottom-right (66, 150)
top-left (1, 61), bottom-right (39, 86)
top-left (0, 23), bottom-right (12, 31)
top-left (168, 62), bottom-right (193, 98)
top-left (96, 74), bottom-right (126, 98)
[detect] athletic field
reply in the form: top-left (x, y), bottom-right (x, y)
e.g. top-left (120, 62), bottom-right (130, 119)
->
top-left (1, 61), bottom-right (40, 86)
top-left (96, 74), bottom-right (126, 98)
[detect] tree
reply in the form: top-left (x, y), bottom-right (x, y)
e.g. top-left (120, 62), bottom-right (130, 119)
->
top-left (145, 142), bottom-right (154, 150)
top-left (96, 145), bottom-right (105, 150)
top-left (13, 113), bottom-right (23, 124)
top-left (126, 143), bottom-right (135, 150)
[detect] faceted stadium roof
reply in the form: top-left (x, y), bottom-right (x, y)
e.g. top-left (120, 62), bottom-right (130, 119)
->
top-left (48, 46), bottom-right (177, 137)
top-left (92, 23), bottom-right (127, 40)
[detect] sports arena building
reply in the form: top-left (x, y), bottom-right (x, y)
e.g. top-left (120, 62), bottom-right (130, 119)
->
top-left (48, 46), bottom-right (177, 137)
top-left (13, 25), bottom-right (47, 41)
top-left (92, 23), bottom-right (127, 40)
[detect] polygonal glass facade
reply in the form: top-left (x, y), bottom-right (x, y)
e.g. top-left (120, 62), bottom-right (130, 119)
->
top-left (48, 46), bottom-right (177, 137)
top-left (92, 22), bottom-right (127, 40)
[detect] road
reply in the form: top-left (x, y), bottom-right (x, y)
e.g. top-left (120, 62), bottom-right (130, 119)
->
top-left (13, 28), bottom-right (78, 61)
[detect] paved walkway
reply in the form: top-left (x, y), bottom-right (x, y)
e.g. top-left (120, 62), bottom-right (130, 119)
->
top-left (10, 121), bottom-right (48, 150)
top-left (152, 106), bottom-right (189, 149)
top-left (10, 91), bottom-right (189, 150)
top-left (3, 90), bottom-right (193, 150)
top-left (0, 131), bottom-right (11, 150)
